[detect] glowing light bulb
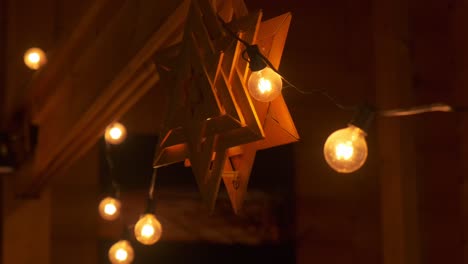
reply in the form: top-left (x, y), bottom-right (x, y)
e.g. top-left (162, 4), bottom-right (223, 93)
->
top-left (109, 128), bottom-right (122, 139)
top-left (105, 122), bottom-right (127, 145)
top-left (108, 240), bottom-right (134, 264)
top-left (247, 67), bottom-right (282, 102)
top-left (134, 213), bottom-right (162, 245)
top-left (98, 197), bottom-right (121, 221)
top-left (24, 48), bottom-right (47, 70)
top-left (323, 125), bottom-right (368, 173)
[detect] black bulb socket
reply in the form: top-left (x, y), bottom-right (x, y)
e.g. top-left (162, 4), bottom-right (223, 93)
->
top-left (246, 45), bottom-right (267, 72)
top-left (349, 104), bottom-right (376, 134)
top-left (144, 197), bottom-right (157, 214)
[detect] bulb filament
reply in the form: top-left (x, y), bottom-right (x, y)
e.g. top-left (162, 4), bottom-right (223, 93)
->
top-left (141, 224), bottom-right (155, 237)
top-left (115, 249), bottom-right (128, 261)
top-left (28, 53), bottom-right (40, 63)
top-left (104, 203), bottom-right (117, 215)
top-left (109, 127), bottom-right (122, 139)
top-left (335, 142), bottom-right (354, 160)
top-left (258, 77), bottom-right (272, 94)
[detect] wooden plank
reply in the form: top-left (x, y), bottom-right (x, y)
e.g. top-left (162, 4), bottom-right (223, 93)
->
top-left (222, 144), bottom-right (256, 214)
top-left (0, 0), bottom-right (7, 130)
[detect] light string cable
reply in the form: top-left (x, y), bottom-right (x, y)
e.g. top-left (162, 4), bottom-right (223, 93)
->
top-left (148, 167), bottom-right (157, 200)
top-left (105, 141), bottom-right (120, 197)
top-left (218, 17), bottom-right (468, 117)
top-left (378, 102), bottom-right (455, 117)
top-left (217, 16), bottom-right (357, 111)
top-left (217, 16), bottom-right (468, 119)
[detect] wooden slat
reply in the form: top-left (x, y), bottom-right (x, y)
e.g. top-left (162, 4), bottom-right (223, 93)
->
top-left (0, 0), bottom-right (7, 129)
top-left (153, 1), bottom-right (298, 213)
top-left (221, 13), bottom-right (298, 213)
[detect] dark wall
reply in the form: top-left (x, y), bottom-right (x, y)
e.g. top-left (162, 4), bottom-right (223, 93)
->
top-left (245, 1), bottom-right (380, 263)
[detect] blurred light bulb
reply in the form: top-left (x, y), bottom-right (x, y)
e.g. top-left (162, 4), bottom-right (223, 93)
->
top-left (24, 48), bottom-right (47, 70)
top-left (108, 240), bottom-right (134, 264)
top-left (105, 122), bottom-right (127, 145)
top-left (134, 213), bottom-right (162, 245)
top-left (98, 197), bottom-right (121, 221)
top-left (323, 125), bottom-right (368, 173)
top-left (247, 67), bottom-right (282, 102)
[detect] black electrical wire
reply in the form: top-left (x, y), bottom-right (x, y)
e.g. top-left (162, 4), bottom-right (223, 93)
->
top-left (218, 16), bottom-right (468, 118)
top-left (379, 103), bottom-right (453, 116)
top-left (218, 16), bottom-right (358, 112)
top-left (141, 167), bottom-right (159, 214)
top-left (105, 141), bottom-right (120, 197)
top-left (148, 168), bottom-right (157, 200)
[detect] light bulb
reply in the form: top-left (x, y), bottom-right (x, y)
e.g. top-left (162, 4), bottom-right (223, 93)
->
top-left (108, 240), bottom-right (134, 264)
top-left (323, 125), bottom-right (368, 173)
top-left (105, 122), bottom-right (127, 145)
top-left (247, 67), bottom-right (283, 102)
top-left (134, 213), bottom-right (162, 245)
top-left (98, 196), bottom-right (121, 221)
top-left (24, 48), bottom-right (47, 70)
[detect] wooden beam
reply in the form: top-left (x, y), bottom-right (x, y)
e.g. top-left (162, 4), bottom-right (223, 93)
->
top-left (374, 0), bottom-right (421, 263)
top-left (0, 0), bottom-right (7, 131)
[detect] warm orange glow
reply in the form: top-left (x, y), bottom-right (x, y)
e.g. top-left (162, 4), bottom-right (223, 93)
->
top-left (335, 142), bottom-right (354, 160)
top-left (108, 240), bottom-right (134, 264)
top-left (98, 197), bottom-right (121, 221)
top-left (115, 249), bottom-right (128, 261)
top-left (323, 125), bottom-right (368, 173)
top-left (105, 122), bottom-right (127, 145)
top-left (109, 127), bottom-right (123, 140)
top-left (24, 48), bottom-right (47, 70)
top-left (247, 67), bottom-right (282, 102)
top-left (258, 78), bottom-right (272, 94)
top-left (104, 203), bottom-right (117, 215)
top-left (134, 213), bottom-right (162, 245)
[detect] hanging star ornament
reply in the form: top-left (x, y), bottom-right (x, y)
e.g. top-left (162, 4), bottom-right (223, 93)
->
top-left (153, 0), bottom-right (299, 213)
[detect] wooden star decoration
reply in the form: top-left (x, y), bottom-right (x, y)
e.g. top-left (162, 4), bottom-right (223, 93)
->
top-left (153, 0), bottom-right (299, 213)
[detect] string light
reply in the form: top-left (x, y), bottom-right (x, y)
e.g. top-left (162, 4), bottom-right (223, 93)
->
top-left (29, 7), bottom-right (466, 264)
top-left (100, 128), bottom-right (122, 220)
top-left (324, 105), bottom-right (373, 173)
top-left (217, 19), bottom-right (284, 102)
top-left (134, 169), bottom-right (163, 245)
top-left (324, 125), bottom-right (368, 173)
top-left (108, 240), bottom-right (134, 264)
top-left (24, 48), bottom-right (47, 70)
top-left (243, 45), bottom-right (283, 102)
top-left (218, 18), bottom-right (464, 174)
top-left (134, 213), bottom-right (163, 245)
top-left (105, 122), bottom-right (127, 145)
top-left (98, 196), bottom-right (121, 221)
top-left (248, 67), bottom-right (283, 102)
